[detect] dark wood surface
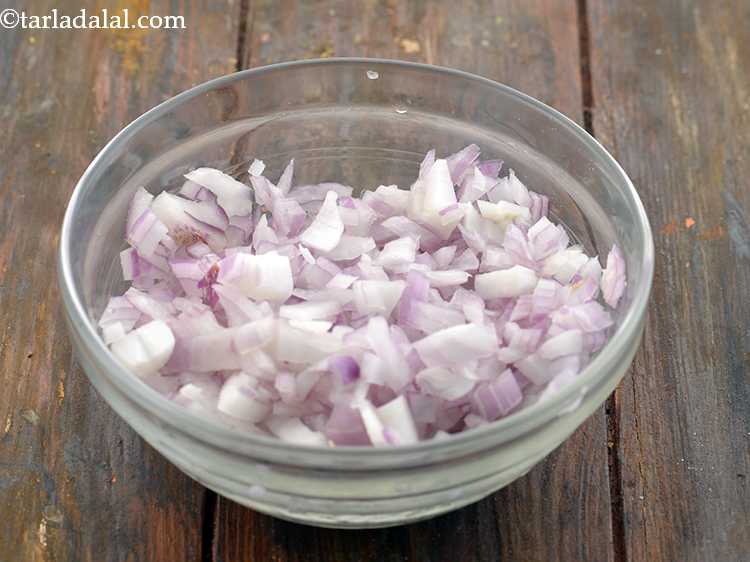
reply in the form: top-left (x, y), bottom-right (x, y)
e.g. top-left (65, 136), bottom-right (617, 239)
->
top-left (0, 1), bottom-right (747, 561)
top-left (589, 2), bottom-right (750, 561)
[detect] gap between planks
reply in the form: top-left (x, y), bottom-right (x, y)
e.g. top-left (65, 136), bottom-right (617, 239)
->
top-left (236, 0), bottom-right (254, 72)
top-left (203, 2), bottom-right (626, 560)
top-left (576, 0), bottom-right (627, 561)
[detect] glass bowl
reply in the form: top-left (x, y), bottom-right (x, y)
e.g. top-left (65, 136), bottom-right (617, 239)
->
top-left (58, 58), bottom-right (654, 528)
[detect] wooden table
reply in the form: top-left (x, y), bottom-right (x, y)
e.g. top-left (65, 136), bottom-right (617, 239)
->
top-left (1, 1), bottom-right (748, 560)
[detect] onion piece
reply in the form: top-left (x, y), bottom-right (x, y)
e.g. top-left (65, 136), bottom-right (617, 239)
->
top-left (248, 159), bottom-right (266, 177)
top-left (471, 369), bottom-right (522, 420)
top-left (110, 320), bottom-right (175, 377)
top-left (413, 323), bottom-right (497, 367)
top-left (325, 404), bottom-right (369, 445)
top-left (299, 191), bottom-right (344, 252)
top-left (528, 216), bottom-right (569, 260)
top-left (446, 144), bottom-right (481, 184)
top-left (323, 235), bottom-right (376, 261)
top-left (374, 395), bottom-right (419, 445)
top-left (185, 167), bottom-right (253, 216)
top-left (601, 245), bottom-right (627, 308)
top-left (477, 200), bottom-right (531, 227)
top-left (266, 416), bottom-right (327, 446)
top-left (276, 159), bottom-right (295, 194)
top-left (538, 329), bottom-right (584, 358)
top-left (217, 372), bottom-right (270, 422)
top-left (409, 158), bottom-right (461, 240)
top-left (488, 169), bottom-right (531, 207)
top-left (475, 265), bottom-right (538, 299)
top-left (374, 236), bottom-right (418, 268)
top-left (217, 251), bottom-right (293, 303)
top-left (416, 366), bottom-right (475, 400)
top-left (542, 247), bottom-right (589, 284)
top-left (422, 269), bottom-right (470, 288)
top-left (352, 280), bottom-right (406, 317)
top-left (274, 320), bottom-right (343, 364)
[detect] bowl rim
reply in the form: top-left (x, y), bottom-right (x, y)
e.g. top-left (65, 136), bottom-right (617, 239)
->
top-left (59, 57), bottom-right (654, 460)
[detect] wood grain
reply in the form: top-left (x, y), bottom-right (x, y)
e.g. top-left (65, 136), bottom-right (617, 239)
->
top-left (214, 2), bottom-right (614, 561)
top-left (5, 1), bottom-right (748, 561)
top-left (0, 1), bottom-right (237, 560)
top-left (588, 1), bottom-right (750, 561)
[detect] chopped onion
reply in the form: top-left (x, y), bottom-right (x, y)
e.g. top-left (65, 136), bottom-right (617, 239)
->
top-left (471, 369), bottom-right (522, 420)
top-left (414, 323), bottom-right (497, 367)
top-left (477, 200), bottom-right (531, 227)
top-left (110, 320), bottom-right (175, 377)
top-left (266, 416), bottom-right (327, 446)
top-left (352, 280), bottom-right (406, 317)
top-left (299, 191), bottom-right (344, 252)
top-left (475, 265), bottom-right (538, 299)
top-left (217, 372), bottom-right (270, 422)
top-left (185, 167), bottom-right (254, 216)
top-left (102, 145), bottom-right (626, 447)
top-left (218, 251), bottom-right (293, 303)
top-left (416, 366), bottom-right (475, 400)
top-left (601, 245), bottom-right (627, 308)
top-left (248, 159), bottom-right (266, 177)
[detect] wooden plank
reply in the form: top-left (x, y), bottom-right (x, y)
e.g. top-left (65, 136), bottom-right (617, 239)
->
top-left (0, 1), bottom-right (238, 560)
top-left (215, 2), bottom-right (614, 561)
top-left (588, 1), bottom-right (750, 561)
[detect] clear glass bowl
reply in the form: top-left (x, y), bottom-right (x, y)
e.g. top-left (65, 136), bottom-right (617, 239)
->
top-left (59, 58), bottom-right (654, 528)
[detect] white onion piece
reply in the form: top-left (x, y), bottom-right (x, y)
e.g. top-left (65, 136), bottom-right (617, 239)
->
top-left (421, 269), bottom-right (470, 288)
top-left (248, 159), bottom-right (266, 177)
top-left (110, 320), bottom-right (175, 377)
top-left (409, 158), bottom-right (461, 240)
top-left (459, 166), bottom-right (495, 203)
top-left (274, 321), bottom-right (343, 363)
top-left (477, 200), bottom-right (531, 227)
top-left (414, 323), bottom-right (497, 367)
top-left (326, 273), bottom-right (357, 289)
top-left (127, 187), bottom-right (154, 232)
top-left (488, 170), bottom-right (531, 207)
top-left (218, 251), bottom-right (293, 303)
top-left (217, 372), bottom-right (270, 422)
top-left (352, 280), bottom-right (406, 317)
top-left (324, 235), bottom-right (375, 261)
top-left (299, 191), bottom-right (344, 252)
top-left (406, 301), bottom-right (465, 333)
top-left (475, 265), bottom-right (538, 299)
top-left (416, 366), bottom-right (475, 400)
top-left (601, 245), bottom-right (627, 308)
top-left (373, 184), bottom-right (410, 214)
top-left (375, 395), bottom-right (419, 445)
top-left (365, 316), bottom-right (411, 391)
top-left (358, 401), bottom-right (387, 446)
top-left (102, 322), bottom-right (128, 345)
top-left (542, 247), bottom-right (589, 284)
top-left (538, 330), bottom-right (584, 359)
top-left (185, 167), bottom-right (253, 216)
top-left (374, 237), bottom-right (418, 268)
top-left (277, 159), bottom-right (295, 194)
top-left (266, 416), bottom-right (327, 446)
